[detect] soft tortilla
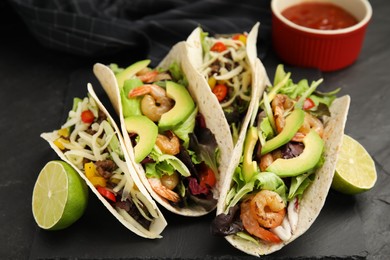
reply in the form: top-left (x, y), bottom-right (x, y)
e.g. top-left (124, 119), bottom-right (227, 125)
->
top-left (185, 22), bottom-right (271, 147)
top-left (186, 22), bottom-right (260, 78)
top-left (185, 23), bottom-right (270, 198)
top-left (93, 42), bottom-right (233, 216)
top-left (40, 83), bottom-right (167, 239)
top-left (217, 95), bottom-right (350, 255)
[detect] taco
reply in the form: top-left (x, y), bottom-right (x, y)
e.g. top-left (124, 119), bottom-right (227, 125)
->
top-left (40, 83), bottom-right (167, 239)
top-left (186, 22), bottom-right (269, 145)
top-left (212, 64), bottom-right (350, 255)
top-left (93, 42), bottom-right (232, 216)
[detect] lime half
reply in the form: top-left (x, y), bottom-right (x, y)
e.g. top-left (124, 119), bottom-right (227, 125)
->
top-left (32, 160), bottom-right (88, 230)
top-left (332, 135), bottom-right (377, 195)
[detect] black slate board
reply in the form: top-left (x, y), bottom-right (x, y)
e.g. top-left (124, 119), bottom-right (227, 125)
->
top-left (29, 190), bottom-right (366, 259)
top-left (28, 66), bottom-right (367, 259)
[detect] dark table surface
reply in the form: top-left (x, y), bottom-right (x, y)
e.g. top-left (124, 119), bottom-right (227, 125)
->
top-left (1, 0), bottom-right (389, 259)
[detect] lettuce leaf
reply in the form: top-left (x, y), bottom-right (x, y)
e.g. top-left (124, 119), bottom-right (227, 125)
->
top-left (168, 61), bottom-right (188, 87)
top-left (258, 117), bottom-right (274, 146)
top-left (279, 78), bottom-right (309, 99)
top-left (288, 171), bottom-right (315, 200)
top-left (146, 145), bottom-right (191, 178)
top-left (254, 172), bottom-right (288, 203)
top-left (172, 106), bottom-right (198, 148)
top-left (189, 127), bottom-right (219, 176)
top-left (310, 95), bottom-right (336, 109)
top-left (109, 63), bottom-right (124, 74)
top-left (200, 28), bottom-right (211, 55)
top-left (121, 78), bottom-right (143, 117)
top-left (225, 165), bottom-right (288, 211)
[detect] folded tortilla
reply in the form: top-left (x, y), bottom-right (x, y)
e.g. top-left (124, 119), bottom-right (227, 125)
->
top-left (215, 83), bottom-right (350, 254)
top-left (185, 22), bottom-right (270, 145)
top-left (93, 42), bottom-right (233, 216)
top-left (41, 83), bottom-right (167, 239)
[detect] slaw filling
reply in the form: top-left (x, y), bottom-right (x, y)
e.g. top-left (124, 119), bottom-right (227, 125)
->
top-left (53, 95), bottom-right (159, 231)
top-left (200, 31), bottom-right (252, 143)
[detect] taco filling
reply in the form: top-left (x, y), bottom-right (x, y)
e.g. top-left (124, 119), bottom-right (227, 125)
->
top-left (49, 95), bottom-right (161, 232)
top-left (212, 64), bottom-right (340, 244)
top-left (111, 61), bottom-right (220, 211)
top-left (199, 30), bottom-right (252, 143)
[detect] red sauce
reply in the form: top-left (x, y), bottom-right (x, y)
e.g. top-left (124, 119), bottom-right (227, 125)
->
top-left (282, 2), bottom-right (358, 30)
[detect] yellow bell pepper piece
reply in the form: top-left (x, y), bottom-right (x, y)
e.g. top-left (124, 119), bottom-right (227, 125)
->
top-left (109, 176), bottom-right (121, 185)
top-left (84, 162), bottom-right (107, 187)
top-left (208, 77), bottom-right (216, 89)
top-left (53, 138), bottom-right (69, 150)
top-left (233, 34), bottom-right (247, 45)
top-left (84, 162), bottom-right (96, 179)
top-left (89, 176), bottom-right (107, 187)
top-left (58, 128), bottom-right (70, 138)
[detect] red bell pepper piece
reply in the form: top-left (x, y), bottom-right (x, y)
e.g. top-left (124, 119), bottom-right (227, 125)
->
top-left (97, 186), bottom-right (116, 203)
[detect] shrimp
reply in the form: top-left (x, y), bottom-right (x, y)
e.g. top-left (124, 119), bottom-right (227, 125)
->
top-left (148, 177), bottom-right (180, 203)
top-left (128, 84), bottom-right (173, 122)
top-left (259, 150), bottom-right (283, 172)
top-left (250, 190), bottom-right (286, 229)
top-left (271, 94), bottom-right (294, 133)
top-left (137, 70), bottom-right (159, 83)
top-left (271, 94), bottom-right (323, 142)
top-left (292, 112), bottom-right (324, 142)
top-left (160, 172), bottom-right (180, 190)
top-left (259, 153), bottom-right (274, 172)
top-left (156, 132), bottom-right (180, 155)
top-left (137, 70), bottom-right (172, 83)
top-left (240, 196), bottom-right (282, 243)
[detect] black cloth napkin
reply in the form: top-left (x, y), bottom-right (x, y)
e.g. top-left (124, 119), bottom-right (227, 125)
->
top-left (8, 0), bottom-right (272, 64)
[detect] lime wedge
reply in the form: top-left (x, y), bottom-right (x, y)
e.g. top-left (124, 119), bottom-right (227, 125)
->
top-left (332, 135), bottom-right (377, 195)
top-left (32, 160), bottom-right (88, 230)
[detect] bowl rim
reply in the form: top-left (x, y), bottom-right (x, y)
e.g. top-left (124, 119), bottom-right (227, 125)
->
top-left (271, 0), bottom-right (373, 35)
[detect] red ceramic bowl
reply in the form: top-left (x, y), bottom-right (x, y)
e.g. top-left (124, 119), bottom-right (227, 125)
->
top-left (271, 0), bottom-right (372, 71)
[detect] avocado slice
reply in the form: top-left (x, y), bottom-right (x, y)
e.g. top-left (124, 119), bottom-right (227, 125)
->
top-left (158, 81), bottom-right (195, 131)
top-left (266, 129), bottom-right (324, 177)
top-left (242, 126), bottom-right (259, 182)
top-left (124, 115), bottom-right (158, 163)
top-left (261, 109), bottom-right (305, 155)
top-left (116, 60), bottom-right (151, 89)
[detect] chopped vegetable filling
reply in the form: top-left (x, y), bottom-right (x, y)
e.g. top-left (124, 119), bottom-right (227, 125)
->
top-left (54, 96), bottom-right (159, 231)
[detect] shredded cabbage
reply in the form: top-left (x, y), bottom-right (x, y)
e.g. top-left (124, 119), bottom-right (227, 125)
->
top-left (116, 207), bottom-right (160, 238)
top-left (56, 96), bottom-right (159, 226)
top-left (112, 174), bottom-right (126, 193)
top-left (201, 36), bottom-right (252, 110)
top-left (131, 196), bottom-right (154, 222)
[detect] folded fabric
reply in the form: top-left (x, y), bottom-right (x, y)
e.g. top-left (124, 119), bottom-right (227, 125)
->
top-left (9, 0), bottom-right (271, 62)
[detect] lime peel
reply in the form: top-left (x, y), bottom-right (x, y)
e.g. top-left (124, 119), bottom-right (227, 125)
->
top-left (332, 135), bottom-right (377, 195)
top-left (32, 160), bottom-right (88, 230)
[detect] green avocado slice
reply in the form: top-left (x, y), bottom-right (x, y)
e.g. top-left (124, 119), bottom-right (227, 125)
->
top-left (124, 115), bottom-right (158, 163)
top-left (266, 129), bottom-right (324, 177)
top-left (261, 109), bottom-right (305, 155)
top-left (158, 81), bottom-right (195, 131)
top-left (116, 60), bottom-right (151, 89)
top-left (242, 126), bottom-right (259, 182)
